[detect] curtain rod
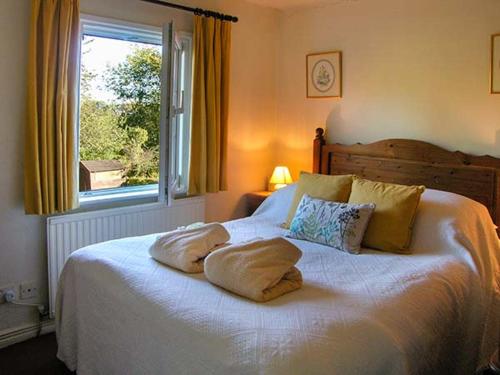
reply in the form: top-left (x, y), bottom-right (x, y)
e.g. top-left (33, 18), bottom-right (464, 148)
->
top-left (140, 0), bottom-right (239, 23)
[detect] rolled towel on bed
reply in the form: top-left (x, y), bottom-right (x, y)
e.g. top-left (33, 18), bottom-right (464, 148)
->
top-left (149, 223), bottom-right (230, 273)
top-left (204, 237), bottom-right (303, 302)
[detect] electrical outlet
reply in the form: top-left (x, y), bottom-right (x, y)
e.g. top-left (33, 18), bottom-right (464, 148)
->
top-left (20, 282), bottom-right (38, 300)
top-left (0, 284), bottom-right (18, 304)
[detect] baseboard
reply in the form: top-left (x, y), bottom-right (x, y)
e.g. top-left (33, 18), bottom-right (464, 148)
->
top-left (0, 319), bottom-right (55, 350)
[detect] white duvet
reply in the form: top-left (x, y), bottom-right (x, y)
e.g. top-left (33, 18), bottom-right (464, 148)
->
top-left (56, 185), bottom-right (500, 375)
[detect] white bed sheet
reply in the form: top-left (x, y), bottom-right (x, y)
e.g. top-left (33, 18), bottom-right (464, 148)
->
top-left (56, 185), bottom-right (500, 375)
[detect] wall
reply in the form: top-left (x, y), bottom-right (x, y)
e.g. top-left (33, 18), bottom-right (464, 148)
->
top-left (196, 0), bottom-right (280, 221)
top-left (0, 0), bottom-right (279, 336)
top-left (0, 0), bottom-right (42, 334)
top-left (275, 0), bottom-right (500, 177)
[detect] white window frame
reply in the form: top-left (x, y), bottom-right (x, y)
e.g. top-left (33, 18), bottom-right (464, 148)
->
top-left (77, 15), bottom-right (192, 206)
top-left (170, 32), bottom-right (192, 196)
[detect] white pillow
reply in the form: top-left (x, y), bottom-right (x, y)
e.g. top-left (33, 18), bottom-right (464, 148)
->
top-left (409, 188), bottom-right (498, 255)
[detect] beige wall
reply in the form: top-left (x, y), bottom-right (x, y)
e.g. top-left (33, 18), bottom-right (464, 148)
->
top-left (197, 0), bottom-right (279, 221)
top-left (276, 0), bottom-right (500, 178)
top-left (0, 0), bottom-right (278, 335)
top-left (0, 0), bottom-right (42, 333)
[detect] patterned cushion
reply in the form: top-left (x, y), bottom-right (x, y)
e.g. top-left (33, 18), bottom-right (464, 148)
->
top-left (288, 194), bottom-right (375, 254)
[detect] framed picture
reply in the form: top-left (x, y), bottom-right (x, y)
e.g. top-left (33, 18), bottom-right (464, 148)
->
top-left (306, 51), bottom-right (342, 98)
top-left (491, 33), bottom-right (500, 94)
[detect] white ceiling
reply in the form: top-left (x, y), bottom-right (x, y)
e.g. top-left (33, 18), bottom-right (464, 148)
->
top-left (246, 0), bottom-right (343, 11)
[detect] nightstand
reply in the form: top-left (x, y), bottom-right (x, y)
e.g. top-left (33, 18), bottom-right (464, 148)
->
top-left (246, 191), bottom-right (272, 215)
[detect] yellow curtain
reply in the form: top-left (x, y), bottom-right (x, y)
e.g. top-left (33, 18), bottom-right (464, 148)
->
top-left (25, 0), bottom-right (80, 215)
top-left (188, 15), bottom-right (231, 195)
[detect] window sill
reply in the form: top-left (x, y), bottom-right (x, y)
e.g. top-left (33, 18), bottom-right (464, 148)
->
top-left (79, 184), bottom-right (159, 209)
top-left (76, 184), bottom-right (192, 213)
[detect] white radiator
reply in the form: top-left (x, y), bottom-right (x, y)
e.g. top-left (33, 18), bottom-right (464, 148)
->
top-left (46, 197), bottom-right (205, 318)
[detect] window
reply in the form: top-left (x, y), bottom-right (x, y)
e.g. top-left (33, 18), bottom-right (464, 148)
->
top-left (78, 16), bottom-right (192, 204)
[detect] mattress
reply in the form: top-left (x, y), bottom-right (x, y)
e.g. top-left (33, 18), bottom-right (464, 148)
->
top-left (56, 185), bottom-right (500, 375)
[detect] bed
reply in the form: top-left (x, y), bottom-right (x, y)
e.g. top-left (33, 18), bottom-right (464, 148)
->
top-left (56, 130), bottom-right (500, 375)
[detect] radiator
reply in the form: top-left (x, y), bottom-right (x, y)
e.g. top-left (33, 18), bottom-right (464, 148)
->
top-left (46, 197), bottom-right (205, 318)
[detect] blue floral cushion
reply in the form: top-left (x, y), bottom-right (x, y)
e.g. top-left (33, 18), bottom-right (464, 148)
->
top-left (287, 194), bottom-right (375, 254)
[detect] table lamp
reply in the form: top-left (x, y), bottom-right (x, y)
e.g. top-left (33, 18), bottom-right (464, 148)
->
top-left (269, 166), bottom-right (293, 191)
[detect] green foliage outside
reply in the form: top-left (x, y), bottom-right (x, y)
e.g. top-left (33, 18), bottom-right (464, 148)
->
top-left (79, 45), bottom-right (161, 187)
top-left (106, 48), bottom-right (162, 150)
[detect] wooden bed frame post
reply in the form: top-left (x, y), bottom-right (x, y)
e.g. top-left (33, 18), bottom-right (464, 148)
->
top-left (313, 128), bottom-right (326, 173)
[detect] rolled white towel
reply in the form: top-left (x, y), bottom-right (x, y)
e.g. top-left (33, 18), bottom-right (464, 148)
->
top-left (204, 237), bottom-right (303, 302)
top-left (149, 223), bottom-right (230, 273)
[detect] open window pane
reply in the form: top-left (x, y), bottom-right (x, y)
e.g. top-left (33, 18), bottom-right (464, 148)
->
top-left (160, 24), bottom-right (193, 201)
top-left (169, 34), bottom-right (192, 196)
top-left (79, 22), bottom-right (162, 197)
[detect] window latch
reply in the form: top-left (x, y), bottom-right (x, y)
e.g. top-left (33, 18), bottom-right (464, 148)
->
top-left (172, 90), bottom-right (184, 115)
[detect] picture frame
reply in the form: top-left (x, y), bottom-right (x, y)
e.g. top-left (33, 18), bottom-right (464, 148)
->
top-left (306, 50), bottom-right (342, 98)
top-left (491, 33), bottom-right (500, 94)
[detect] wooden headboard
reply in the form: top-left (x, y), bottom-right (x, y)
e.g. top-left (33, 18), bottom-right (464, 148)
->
top-left (312, 128), bottom-right (500, 228)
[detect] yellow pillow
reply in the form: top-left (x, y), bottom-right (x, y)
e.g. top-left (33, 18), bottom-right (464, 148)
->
top-left (348, 177), bottom-right (425, 253)
top-left (284, 172), bottom-right (353, 228)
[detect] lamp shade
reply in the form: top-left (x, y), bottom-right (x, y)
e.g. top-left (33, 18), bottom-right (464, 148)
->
top-left (269, 166), bottom-right (293, 191)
